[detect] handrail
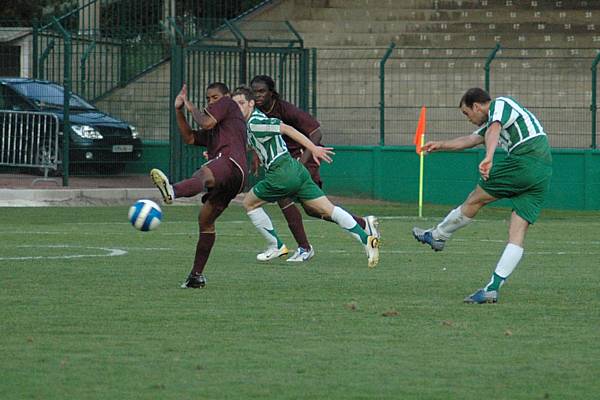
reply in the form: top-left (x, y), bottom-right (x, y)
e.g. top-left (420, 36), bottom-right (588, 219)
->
top-left (379, 42), bottom-right (396, 146)
top-left (484, 43), bottom-right (501, 92)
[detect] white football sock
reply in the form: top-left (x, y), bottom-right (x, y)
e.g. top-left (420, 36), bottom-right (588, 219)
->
top-left (247, 208), bottom-right (279, 247)
top-left (494, 243), bottom-right (524, 279)
top-left (433, 206), bottom-right (472, 240)
top-left (331, 206), bottom-right (368, 244)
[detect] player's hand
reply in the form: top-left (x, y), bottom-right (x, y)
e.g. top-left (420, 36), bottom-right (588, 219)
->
top-left (311, 146), bottom-right (335, 165)
top-left (479, 156), bottom-right (493, 180)
top-left (175, 84), bottom-right (187, 110)
top-left (422, 141), bottom-right (442, 153)
top-left (202, 151), bottom-right (209, 161)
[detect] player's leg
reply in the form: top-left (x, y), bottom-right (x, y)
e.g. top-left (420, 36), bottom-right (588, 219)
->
top-left (173, 166), bottom-right (215, 197)
top-left (181, 159), bottom-right (243, 288)
top-left (302, 162), bottom-right (375, 237)
top-left (465, 169), bottom-right (549, 303)
top-left (244, 189), bottom-right (288, 261)
top-left (181, 199), bottom-right (224, 289)
top-left (302, 196), bottom-right (380, 268)
top-left (464, 211), bottom-right (529, 304)
top-left (150, 165), bottom-right (215, 204)
top-left (277, 197), bottom-right (313, 261)
top-left (413, 185), bottom-right (496, 251)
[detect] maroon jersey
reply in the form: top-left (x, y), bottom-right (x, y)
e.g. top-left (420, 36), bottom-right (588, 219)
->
top-left (193, 96), bottom-right (247, 169)
top-left (261, 99), bottom-right (320, 158)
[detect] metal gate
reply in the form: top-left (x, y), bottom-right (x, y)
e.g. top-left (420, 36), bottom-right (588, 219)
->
top-left (0, 111), bottom-right (60, 176)
top-left (169, 44), bottom-right (310, 181)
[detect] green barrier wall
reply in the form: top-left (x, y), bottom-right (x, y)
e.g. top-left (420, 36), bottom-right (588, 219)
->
top-left (134, 143), bottom-right (600, 210)
top-left (320, 146), bottom-right (600, 210)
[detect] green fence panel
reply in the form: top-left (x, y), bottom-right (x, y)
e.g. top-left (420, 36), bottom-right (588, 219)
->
top-left (170, 43), bottom-right (309, 180)
top-left (319, 146), bottom-right (600, 211)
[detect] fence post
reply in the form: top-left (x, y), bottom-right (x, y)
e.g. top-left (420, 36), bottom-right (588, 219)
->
top-left (591, 52), bottom-right (600, 149)
top-left (51, 18), bottom-right (71, 187)
top-left (32, 25), bottom-right (38, 79)
top-left (299, 48), bottom-right (309, 112)
top-left (379, 42), bottom-right (395, 146)
top-left (311, 48), bottom-right (317, 118)
top-left (484, 43), bottom-right (501, 92)
top-left (80, 41), bottom-right (96, 99)
top-left (170, 44), bottom-right (184, 182)
top-left (224, 20), bottom-right (247, 82)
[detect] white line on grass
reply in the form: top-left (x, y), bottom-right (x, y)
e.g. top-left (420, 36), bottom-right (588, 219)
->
top-left (0, 245), bottom-right (127, 261)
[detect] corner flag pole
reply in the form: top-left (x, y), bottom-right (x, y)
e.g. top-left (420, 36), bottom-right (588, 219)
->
top-left (413, 106), bottom-right (427, 218)
top-left (418, 135), bottom-right (425, 217)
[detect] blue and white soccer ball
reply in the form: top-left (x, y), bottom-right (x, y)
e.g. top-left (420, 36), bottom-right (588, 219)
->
top-left (128, 199), bottom-right (162, 231)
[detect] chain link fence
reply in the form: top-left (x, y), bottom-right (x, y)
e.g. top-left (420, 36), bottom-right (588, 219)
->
top-left (315, 45), bottom-right (600, 149)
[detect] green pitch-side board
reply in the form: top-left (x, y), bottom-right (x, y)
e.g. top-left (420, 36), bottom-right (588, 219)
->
top-left (131, 143), bottom-right (600, 210)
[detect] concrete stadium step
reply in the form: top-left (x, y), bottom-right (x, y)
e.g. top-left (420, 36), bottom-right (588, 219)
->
top-left (317, 0), bottom-right (600, 10)
top-left (301, 31), bottom-right (600, 47)
top-left (315, 47), bottom-right (559, 60)
top-left (298, 8), bottom-right (599, 24)
top-left (294, 20), bottom-right (596, 35)
top-left (324, 0), bottom-right (479, 10)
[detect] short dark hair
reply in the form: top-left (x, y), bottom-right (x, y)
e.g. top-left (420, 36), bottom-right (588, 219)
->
top-left (206, 82), bottom-right (230, 95)
top-left (459, 88), bottom-right (491, 108)
top-left (232, 85), bottom-right (255, 101)
top-left (250, 75), bottom-right (280, 99)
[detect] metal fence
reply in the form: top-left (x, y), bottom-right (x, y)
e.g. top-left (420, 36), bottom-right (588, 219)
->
top-left (0, 111), bottom-right (60, 175)
top-left (315, 45), bottom-right (600, 149)
top-left (169, 38), bottom-right (310, 181)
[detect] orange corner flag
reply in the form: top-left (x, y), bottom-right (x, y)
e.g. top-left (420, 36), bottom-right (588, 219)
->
top-left (413, 106), bottom-right (427, 154)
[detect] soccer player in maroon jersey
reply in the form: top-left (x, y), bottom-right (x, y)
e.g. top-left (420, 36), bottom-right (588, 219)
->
top-left (150, 82), bottom-right (247, 288)
top-left (250, 75), bottom-right (379, 262)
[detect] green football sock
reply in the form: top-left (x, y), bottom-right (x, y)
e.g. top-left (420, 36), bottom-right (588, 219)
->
top-left (485, 273), bottom-right (505, 292)
top-left (348, 224), bottom-right (369, 245)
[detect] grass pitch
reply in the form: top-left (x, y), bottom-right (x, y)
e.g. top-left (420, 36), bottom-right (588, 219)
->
top-left (1, 202), bottom-right (599, 399)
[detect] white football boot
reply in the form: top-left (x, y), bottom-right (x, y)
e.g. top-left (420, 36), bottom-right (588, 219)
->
top-left (256, 244), bottom-right (289, 261)
top-left (365, 236), bottom-right (380, 268)
top-left (364, 215), bottom-right (380, 238)
top-left (286, 246), bottom-right (315, 262)
top-left (150, 168), bottom-right (174, 205)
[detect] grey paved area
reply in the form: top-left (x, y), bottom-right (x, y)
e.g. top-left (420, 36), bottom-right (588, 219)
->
top-left (0, 173), bottom-right (168, 207)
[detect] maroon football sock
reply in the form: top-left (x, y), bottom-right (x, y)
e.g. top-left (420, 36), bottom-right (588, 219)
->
top-left (353, 215), bottom-right (366, 230)
top-left (190, 232), bottom-right (216, 275)
top-left (281, 203), bottom-right (311, 249)
top-left (173, 176), bottom-right (205, 198)
top-left (321, 214), bottom-right (365, 230)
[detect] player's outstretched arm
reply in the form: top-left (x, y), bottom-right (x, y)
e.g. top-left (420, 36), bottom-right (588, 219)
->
top-left (299, 128), bottom-right (323, 165)
top-left (280, 123), bottom-right (334, 165)
top-left (175, 84), bottom-right (196, 145)
top-left (423, 134), bottom-right (484, 153)
top-left (185, 98), bottom-right (217, 131)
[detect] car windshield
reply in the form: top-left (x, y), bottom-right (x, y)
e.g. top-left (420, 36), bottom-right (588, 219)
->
top-left (9, 81), bottom-right (96, 111)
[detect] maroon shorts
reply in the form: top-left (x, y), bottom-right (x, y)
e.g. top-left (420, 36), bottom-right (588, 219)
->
top-left (196, 156), bottom-right (245, 208)
top-left (304, 159), bottom-right (323, 188)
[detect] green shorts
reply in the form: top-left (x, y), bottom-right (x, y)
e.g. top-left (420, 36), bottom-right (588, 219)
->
top-left (252, 153), bottom-right (325, 203)
top-left (479, 153), bottom-right (552, 224)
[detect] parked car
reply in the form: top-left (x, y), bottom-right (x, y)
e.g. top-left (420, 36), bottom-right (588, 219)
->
top-left (0, 77), bottom-right (142, 174)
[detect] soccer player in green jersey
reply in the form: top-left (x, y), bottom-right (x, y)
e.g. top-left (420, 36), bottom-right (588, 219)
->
top-left (232, 86), bottom-right (380, 268)
top-left (412, 88), bottom-right (553, 304)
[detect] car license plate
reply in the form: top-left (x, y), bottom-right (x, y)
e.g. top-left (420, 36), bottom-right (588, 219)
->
top-left (112, 145), bottom-right (133, 153)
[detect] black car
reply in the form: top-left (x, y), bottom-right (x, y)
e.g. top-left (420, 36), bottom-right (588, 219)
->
top-left (0, 77), bottom-right (142, 174)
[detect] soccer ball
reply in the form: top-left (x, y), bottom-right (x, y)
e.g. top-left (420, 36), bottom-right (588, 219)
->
top-left (128, 199), bottom-right (162, 231)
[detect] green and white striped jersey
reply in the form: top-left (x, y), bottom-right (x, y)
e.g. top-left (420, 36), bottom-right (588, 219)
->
top-left (474, 96), bottom-right (546, 153)
top-left (247, 109), bottom-right (289, 169)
